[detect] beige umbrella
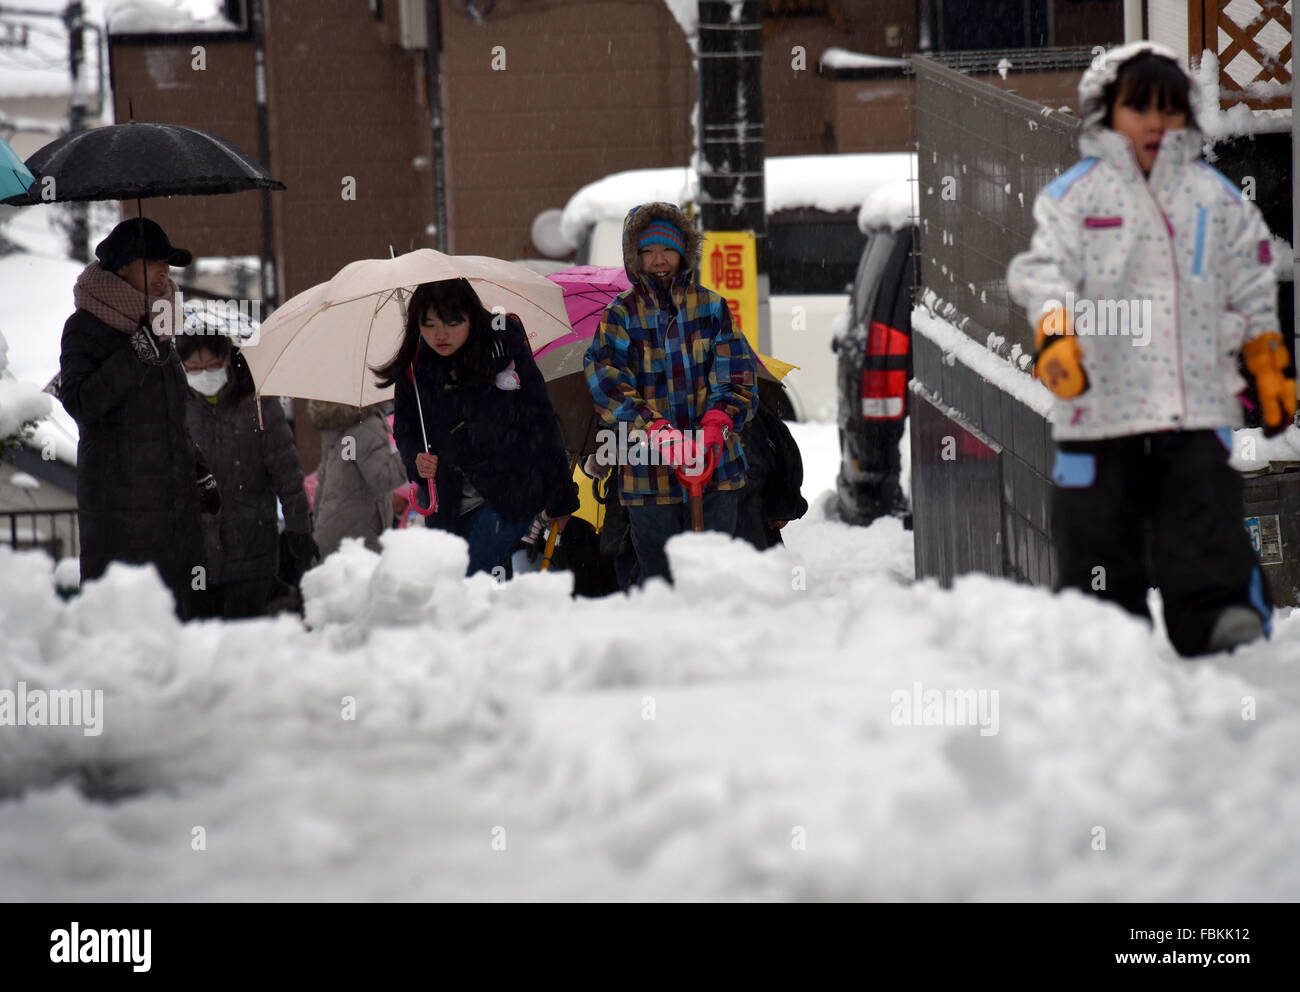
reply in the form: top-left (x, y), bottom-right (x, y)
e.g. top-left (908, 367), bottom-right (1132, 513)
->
top-left (242, 249), bottom-right (573, 409)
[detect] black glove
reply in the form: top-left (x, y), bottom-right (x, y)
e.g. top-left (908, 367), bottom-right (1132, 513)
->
top-left (285, 531), bottom-right (321, 571)
top-left (129, 321), bottom-right (170, 366)
top-left (197, 471), bottom-right (221, 514)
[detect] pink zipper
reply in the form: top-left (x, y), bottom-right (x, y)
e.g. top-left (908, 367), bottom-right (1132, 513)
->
top-left (1142, 182), bottom-right (1186, 425)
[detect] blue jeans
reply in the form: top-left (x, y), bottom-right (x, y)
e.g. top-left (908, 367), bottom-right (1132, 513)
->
top-left (454, 504), bottom-right (534, 578)
top-left (625, 490), bottom-right (739, 584)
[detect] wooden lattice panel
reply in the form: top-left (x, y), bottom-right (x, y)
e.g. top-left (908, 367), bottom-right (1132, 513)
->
top-left (1215, 0), bottom-right (1292, 109)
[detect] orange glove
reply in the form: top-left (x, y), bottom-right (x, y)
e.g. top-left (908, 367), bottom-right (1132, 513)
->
top-left (1033, 306), bottom-right (1088, 399)
top-left (1242, 332), bottom-right (1298, 437)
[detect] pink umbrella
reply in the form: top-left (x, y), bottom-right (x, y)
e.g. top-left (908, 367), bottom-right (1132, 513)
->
top-left (537, 265), bottom-right (631, 368)
top-left (537, 266), bottom-right (633, 455)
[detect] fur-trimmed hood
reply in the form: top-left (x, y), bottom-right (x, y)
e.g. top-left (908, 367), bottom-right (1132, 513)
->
top-left (308, 400), bottom-right (387, 431)
top-left (621, 202), bottom-right (704, 285)
top-left (1077, 40), bottom-right (1201, 133)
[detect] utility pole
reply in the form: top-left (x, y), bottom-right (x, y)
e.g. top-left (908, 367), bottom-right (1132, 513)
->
top-left (248, 0), bottom-right (276, 310)
top-left (697, 0), bottom-right (768, 353)
top-left (64, 1), bottom-right (88, 262)
top-left (424, 0), bottom-right (448, 252)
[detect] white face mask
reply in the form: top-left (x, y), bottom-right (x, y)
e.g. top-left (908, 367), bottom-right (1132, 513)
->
top-left (186, 366), bottom-right (228, 396)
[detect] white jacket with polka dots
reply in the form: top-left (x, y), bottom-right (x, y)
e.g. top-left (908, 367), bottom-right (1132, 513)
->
top-left (1007, 126), bottom-right (1278, 441)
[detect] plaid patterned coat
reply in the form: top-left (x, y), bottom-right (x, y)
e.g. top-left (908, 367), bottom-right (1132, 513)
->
top-left (584, 203), bottom-right (757, 505)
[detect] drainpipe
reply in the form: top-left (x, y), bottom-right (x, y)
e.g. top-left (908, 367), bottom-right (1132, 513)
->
top-left (1123, 0), bottom-right (1143, 42)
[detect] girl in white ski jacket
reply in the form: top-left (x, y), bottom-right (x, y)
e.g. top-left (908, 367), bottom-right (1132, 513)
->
top-left (1008, 43), bottom-right (1286, 440)
top-left (1006, 42), bottom-right (1296, 657)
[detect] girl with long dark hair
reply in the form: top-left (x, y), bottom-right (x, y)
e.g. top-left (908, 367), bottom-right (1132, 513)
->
top-left (375, 278), bottom-right (578, 577)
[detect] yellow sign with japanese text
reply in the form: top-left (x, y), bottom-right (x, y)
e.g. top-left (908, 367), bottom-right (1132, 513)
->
top-left (700, 231), bottom-right (758, 351)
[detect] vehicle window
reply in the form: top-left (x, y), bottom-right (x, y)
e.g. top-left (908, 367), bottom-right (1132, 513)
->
top-left (850, 234), bottom-right (875, 325)
top-left (850, 229), bottom-right (897, 329)
top-left (769, 220), bottom-right (867, 295)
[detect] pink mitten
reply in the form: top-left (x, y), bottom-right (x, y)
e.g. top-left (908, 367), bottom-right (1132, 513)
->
top-left (649, 418), bottom-right (685, 466)
top-left (700, 409), bottom-right (732, 451)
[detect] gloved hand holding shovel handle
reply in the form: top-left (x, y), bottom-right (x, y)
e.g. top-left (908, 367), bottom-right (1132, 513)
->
top-left (675, 443), bottom-right (719, 532)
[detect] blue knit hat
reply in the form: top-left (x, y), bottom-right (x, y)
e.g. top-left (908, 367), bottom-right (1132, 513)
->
top-left (637, 219), bottom-right (685, 256)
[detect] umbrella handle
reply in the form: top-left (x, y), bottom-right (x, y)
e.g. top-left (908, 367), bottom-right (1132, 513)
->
top-left (408, 479), bottom-right (438, 517)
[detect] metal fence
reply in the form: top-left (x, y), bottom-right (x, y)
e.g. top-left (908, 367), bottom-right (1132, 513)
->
top-left (913, 53), bottom-right (1082, 357)
top-left (1, 509), bottom-right (80, 560)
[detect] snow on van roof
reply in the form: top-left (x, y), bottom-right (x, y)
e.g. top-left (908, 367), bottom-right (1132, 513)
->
top-left (857, 179), bottom-right (918, 233)
top-left (560, 153), bottom-right (916, 245)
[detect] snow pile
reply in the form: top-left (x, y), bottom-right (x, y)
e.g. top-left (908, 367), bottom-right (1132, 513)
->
top-left (857, 179), bottom-right (917, 233)
top-left (0, 330), bottom-right (52, 441)
top-left (0, 207), bottom-right (93, 465)
top-left (562, 154), bottom-right (916, 246)
top-left (106, 0), bottom-right (235, 34)
top-left (819, 48), bottom-right (907, 72)
top-left (1230, 425), bottom-right (1300, 473)
top-left (1, 418), bottom-right (1299, 900)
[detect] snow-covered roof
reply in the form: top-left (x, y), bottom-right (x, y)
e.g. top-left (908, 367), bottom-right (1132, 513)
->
top-left (819, 48), bottom-right (908, 72)
top-left (561, 153), bottom-right (916, 245)
top-left (107, 0), bottom-right (236, 35)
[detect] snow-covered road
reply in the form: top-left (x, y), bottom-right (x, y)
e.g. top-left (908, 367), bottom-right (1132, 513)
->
top-left (2, 421), bottom-right (1297, 901)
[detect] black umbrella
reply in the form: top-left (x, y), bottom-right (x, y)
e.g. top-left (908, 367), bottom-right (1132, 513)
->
top-left (0, 121), bottom-right (284, 205)
top-left (3, 121), bottom-right (285, 399)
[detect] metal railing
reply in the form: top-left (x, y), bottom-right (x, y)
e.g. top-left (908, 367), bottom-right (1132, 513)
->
top-left (1, 508), bottom-right (79, 560)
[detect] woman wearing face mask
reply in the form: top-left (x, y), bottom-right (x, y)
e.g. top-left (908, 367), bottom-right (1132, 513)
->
top-left (177, 328), bottom-right (315, 618)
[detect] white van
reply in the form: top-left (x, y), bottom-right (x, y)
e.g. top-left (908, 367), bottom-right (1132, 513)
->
top-left (560, 154), bottom-right (915, 421)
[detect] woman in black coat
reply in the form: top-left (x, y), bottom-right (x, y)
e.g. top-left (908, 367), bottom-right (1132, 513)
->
top-left (59, 220), bottom-right (215, 619)
top-left (374, 278), bottom-right (578, 577)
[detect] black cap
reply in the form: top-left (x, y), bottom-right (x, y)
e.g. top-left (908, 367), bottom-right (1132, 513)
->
top-left (95, 218), bottom-right (193, 271)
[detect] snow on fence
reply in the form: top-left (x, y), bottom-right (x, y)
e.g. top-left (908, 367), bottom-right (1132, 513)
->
top-left (1196, 0), bottom-right (1293, 112)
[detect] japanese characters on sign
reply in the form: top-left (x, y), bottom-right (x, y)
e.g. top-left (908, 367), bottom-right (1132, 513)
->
top-left (701, 230), bottom-right (758, 352)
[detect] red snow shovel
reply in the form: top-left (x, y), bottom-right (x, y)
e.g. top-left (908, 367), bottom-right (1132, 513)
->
top-left (675, 445), bottom-right (719, 532)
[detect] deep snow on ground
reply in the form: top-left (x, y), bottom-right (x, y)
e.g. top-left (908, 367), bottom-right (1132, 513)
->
top-left (1, 421), bottom-right (1298, 901)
